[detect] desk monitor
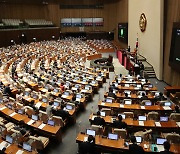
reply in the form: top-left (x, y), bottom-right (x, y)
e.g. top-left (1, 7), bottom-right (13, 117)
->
top-left (47, 120), bottom-right (55, 126)
top-left (124, 100), bottom-right (132, 105)
top-left (76, 94), bottom-right (82, 99)
top-left (24, 91), bottom-right (29, 96)
top-left (65, 82), bottom-right (70, 86)
top-left (66, 104), bottom-right (73, 110)
top-left (75, 84), bottom-right (80, 88)
top-left (86, 129), bottom-right (96, 136)
top-left (6, 135), bottom-right (13, 144)
top-left (118, 114), bottom-right (126, 119)
top-left (148, 84), bottom-right (153, 88)
top-left (160, 116), bottom-right (168, 122)
top-left (83, 79), bottom-right (87, 82)
top-left (164, 102), bottom-right (171, 106)
top-left (32, 114), bottom-right (38, 121)
top-left (54, 89), bottom-right (59, 93)
top-left (135, 136), bottom-right (142, 143)
top-left (106, 98), bottom-right (112, 103)
top-left (53, 101), bottom-right (59, 107)
top-left (64, 91), bottom-right (70, 96)
top-left (85, 86), bottom-right (90, 90)
top-left (42, 98), bottom-right (47, 103)
top-left (137, 84), bottom-right (141, 88)
top-left (138, 116), bottom-right (147, 121)
top-left (108, 133), bottom-right (118, 140)
top-left (18, 109), bottom-right (23, 115)
top-left (0, 98), bottom-right (3, 103)
top-left (156, 138), bottom-right (167, 145)
top-left (33, 95), bottom-right (38, 99)
top-left (23, 143), bottom-right (32, 152)
top-left (91, 81), bottom-right (96, 84)
top-left (7, 104), bottom-right (12, 109)
top-left (145, 101), bottom-right (152, 106)
top-left (100, 111), bottom-right (106, 117)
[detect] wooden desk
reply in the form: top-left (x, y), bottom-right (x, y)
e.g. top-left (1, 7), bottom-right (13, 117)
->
top-left (76, 133), bottom-right (180, 153)
top-left (89, 114), bottom-right (180, 132)
top-left (164, 86), bottom-right (180, 97)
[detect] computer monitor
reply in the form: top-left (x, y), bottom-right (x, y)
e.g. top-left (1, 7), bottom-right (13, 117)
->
top-left (7, 104), bottom-right (12, 109)
top-left (66, 104), bottom-right (73, 110)
top-left (85, 86), bottom-right (90, 90)
top-left (108, 133), bottom-right (118, 140)
top-left (106, 98), bottom-right (112, 103)
top-left (100, 111), bottom-right (106, 117)
top-left (91, 81), bottom-right (96, 84)
top-left (32, 114), bottom-right (38, 121)
top-left (33, 95), bottom-right (38, 99)
top-left (47, 120), bottom-right (55, 126)
top-left (18, 109), bottom-right (23, 115)
top-left (155, 92), bottom-right (160, 97)
top-left (135, 136), bottom-right (142, 143)
top-left (75, 84), bottom-right (80, 88)
top-left (24, 91), bottom-right (29, 96)
top-left (124, 100), bottom-right (132, 105)
top-left (138, 116), bottom-right (147, 121)
top-left (148, 84), bottom-right (153, 88)
top-left (137, 84), bottom-right (141, 88)
top-left (64, 91), bottom-right (70, 96)
top-left (76, 94), bottom-right (81, 99)
top-left (45, 86), bottom-right (49, 89)
top-left (23, 143), bottom-right (32, 152)
top-left (86, 129), bottom-right (96, 136)
top-left (54, 89), bottom-right (59, 93)
top-left (145, 101), bottom-right (152, 106)
top-left (156, 138), bottom-right (167, 145)
top-left (160, 116), bottom-right (168, 122)
top-left (118, 114), bottom-right (126, 119)
top-left (0, 98), bottom-right (3, 103)
top-left (6, 135), bottom-right (13, 144)
top-left (53, 101), bottom-right (59, 107)
top-left (164, 102), bottom-right (171, 106)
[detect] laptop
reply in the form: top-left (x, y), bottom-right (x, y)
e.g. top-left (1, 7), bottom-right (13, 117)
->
top-left (138, 116), bottom-right (147, 121)
top-left (106, 98), bottom-right (112, 103)
top-left (32, 114), bottom-right (38, 121)
top-left (124, 100), bottom-right (132, 105)
top-left (164, 102), bottom-right (171, 106)
top-left (145, 101), bottom-right (152, 106)
top-left (24, 91), bottom-right (29, 96)
top-left (47, 120), bottom-right (55, 126)
top-left (160, 116), bottom-right (168, 122)
top-left (23, 143), bottom-right (32, 152)
top-left (86, 129), bottom-right (96, 136)
top-left (137, 84), bottom-right (141, 88)
top-left (91, 81), bottom-right (96, 84)
top-left (100, 111), bottom-right (106, 117)
top-left (148, 84), bottom-right (153, 88)
top-left (108, 133), bottom-right (118, 140)
top-left (66, 104), bottom-right (73, 110)
top-left (53, 101), bottom-right (59, 107)
top-left (135, 136), bottom-right (142, 144)
top-left (85, 86), bottom-right (90, 90)
top-left (33, 95), bottom-right (38, 99)
top-left (75, 84), bottom-right (80, 88)
top-left (6, 135), bottom-right (13, 144)
top-left (156, 138), bottom-right (167, 152)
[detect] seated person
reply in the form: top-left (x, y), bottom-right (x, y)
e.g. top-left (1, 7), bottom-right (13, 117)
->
top-left (78, 135), bottom-right (96, 154)
top-left (155, 92), bottom-right (166, 101)
top-left (52, 107), bottom-right (69, 120)
top-left (108, 89), bottom-right (117, 99)
top-left (3, 84), bottom-right (12, 96)
top-left (92, 111), bottom-right (105, 126)
top-left (113, 114), bottom-right (127, 129)
top-left (160, 141), bottom-right (174, 154)
top-left (129, 136), bottom-right (144, 154)
top-left (140, 92), bottom-right (148, 100)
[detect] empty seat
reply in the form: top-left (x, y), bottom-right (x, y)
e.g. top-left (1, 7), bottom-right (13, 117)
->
top-left (169, 113), bottom-right (180, 122)
top-left (52, 116), bottom-right (64, 127)
top-left (165, 133), bottom-right (180, 144)
top-left (124, 112), bottom-right (134, 119)
top-left (101, 108), bottom-right (111, 116)
top-left (39, 110), bottom-right (48, 124)
top-left (91, 125), bottom-right (103, 135)
top-left (147, 112), bottom-right (159, 121)
top-left (113, 128), bottom-right (127, 139)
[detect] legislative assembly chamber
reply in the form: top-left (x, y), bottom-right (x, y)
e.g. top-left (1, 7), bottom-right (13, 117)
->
top-left (0, 0), bottom-right (179, 154)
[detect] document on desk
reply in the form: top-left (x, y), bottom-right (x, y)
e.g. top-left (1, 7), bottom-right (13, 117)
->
top-left (35, 102), bottom-right (42, 109)
top-left (84, 137), bottom-right (88, 142)
top-left (27, 119), bottom-right (35, 125)
top-left (9, 112), bottom-right (17, 117)
top-left (140, 106), bottom-right (145, 109)
top-left (155, 122), bottom-right (161, 127)
top-left (176, 122), bottom-right (180, 127)
top-left (139, 121), bottom-right (144, 126)
top-left (38, 123), bottom-right (46, 129)
top-left (26, 98), bottom-right (32, 101)
top-left (0, 106), bottom-right (6, 111)
top-left (120, 104), bottom-right (124, 108)
top-left (163, 106), bottom-right (171, 110)
top-left (101, 102), bottom-right (105, 106)
top-left (92, 116), bottom-right (97, 120)
top-left (16, 150), bottom-right (24, 154)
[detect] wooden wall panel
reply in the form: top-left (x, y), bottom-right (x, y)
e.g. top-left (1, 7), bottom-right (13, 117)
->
top-left (163, 0), bottom-right (180, 86)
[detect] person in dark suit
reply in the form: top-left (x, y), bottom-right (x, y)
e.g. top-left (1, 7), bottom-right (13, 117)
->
top-left (140, 92), bottom-right (148, 100)
top-left (113, 115), bottom-right (127, 129)
top-left (160, 141), bottom-right (174, 154)
top-left (3, 84), bottom-right (12, 96)
top-left (92, 111), bottom-right (105, 126)
top-left (78, 135), bottom-right (96, 154)
top-left (108, 89), bottom-right (117, 99)
top-left (155, 92), bottom-right (166, 101)
top-left (129, 136), bottom-right (144, 154)
top-left (52, 107), bottom-right (69, 120)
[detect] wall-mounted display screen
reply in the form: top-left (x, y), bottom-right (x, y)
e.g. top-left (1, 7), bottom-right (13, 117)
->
top-left (93, 18), bottom-right (103, 26)
top-left (118, 23), bottom-right (128, 44)
top-left (61, 18), bottom-right (72, 27)
top-left (82, 18), bottom-right (93, 26)
top-left (72, 18), bottom-right (82, 26)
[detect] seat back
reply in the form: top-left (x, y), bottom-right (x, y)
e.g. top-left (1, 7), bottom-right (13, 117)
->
top-left (124, 112), bottom-right (134, 119)
top-left (147, 112), bottom-right (159, 121)
top-left (25, 106), bottom-right (35, 118)
top-left (52, 116), bottom-right (64, 127)
top-left (39, 110), bottom-right (48, 124)
top-left (101, 108), bottom-right (111, 116)
top-left (141, 100), bottom-right (151, 106)
top-left (169, 113), bottom-right (180, 122)
top-left (166, 133), bottom-right (180, 144)
top-left (113, 128), bottom-right (127, 139)
top-left (91, 125), bottom-right (103, 135)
